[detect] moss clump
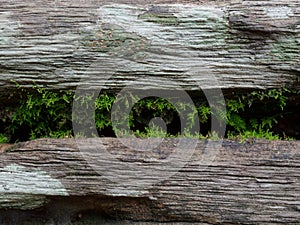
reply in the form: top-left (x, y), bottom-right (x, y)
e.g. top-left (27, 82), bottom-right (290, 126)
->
top-left (5, 85), bottom-right (74, 141)
top-left (1, 82), bottom-right (299, 142)
top-left (0, 133), bottom-right (8, 143)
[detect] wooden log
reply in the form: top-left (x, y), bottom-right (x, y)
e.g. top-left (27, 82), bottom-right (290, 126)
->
top-left (0, 138), bottom-right (299, 224)
top-left (0, 0), bottom-right (299, 93)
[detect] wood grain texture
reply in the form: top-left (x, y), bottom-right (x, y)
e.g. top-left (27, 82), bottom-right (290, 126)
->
top-left (0, 0), bottom-right (299, 92)
top-left (0, 138), bottom-right (299, 224)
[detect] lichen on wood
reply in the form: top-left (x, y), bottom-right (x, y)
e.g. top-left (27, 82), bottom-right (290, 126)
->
top-left (0, 1), bottom-right (299, 92)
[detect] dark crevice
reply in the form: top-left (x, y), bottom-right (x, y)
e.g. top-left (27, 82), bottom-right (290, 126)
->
top-left (0, 196), bottom-right (190, 225)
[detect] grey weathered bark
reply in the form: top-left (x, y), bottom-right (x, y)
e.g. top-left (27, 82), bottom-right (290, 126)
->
top-left (0, 0), bottom-right (299, 93)
top-left (0, 138), bottom-right (299, 224)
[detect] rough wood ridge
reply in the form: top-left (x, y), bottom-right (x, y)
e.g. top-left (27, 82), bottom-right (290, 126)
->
top-left (0, 138), bottom-right (299, 224)
top-left (0, 0), bottom-right (299, 92)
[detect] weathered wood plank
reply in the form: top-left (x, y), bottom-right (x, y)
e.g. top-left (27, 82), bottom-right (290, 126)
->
top-left (0, 138), bottom-right (299, 224)
top-left (0, 0), bottom-right (299, 92)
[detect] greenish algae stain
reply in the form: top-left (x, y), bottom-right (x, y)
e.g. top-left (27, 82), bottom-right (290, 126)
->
top-left (271, 37), bottom-right (300, 62)
top-left (139, 13), bottom-right (179, 25)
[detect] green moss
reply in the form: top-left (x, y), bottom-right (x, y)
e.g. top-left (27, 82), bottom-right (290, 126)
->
top-left (2, 82), bottom-right (299, 142)
top-left (5, 84), bottom-right (74, 141)
top-left (0, 133), bottom-right (8, 143)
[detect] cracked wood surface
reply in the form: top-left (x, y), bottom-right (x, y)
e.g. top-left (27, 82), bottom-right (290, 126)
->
top-left (0, 0), bottom-right (299, 93)
top-left (0, 138), bottom-right (299, 224)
